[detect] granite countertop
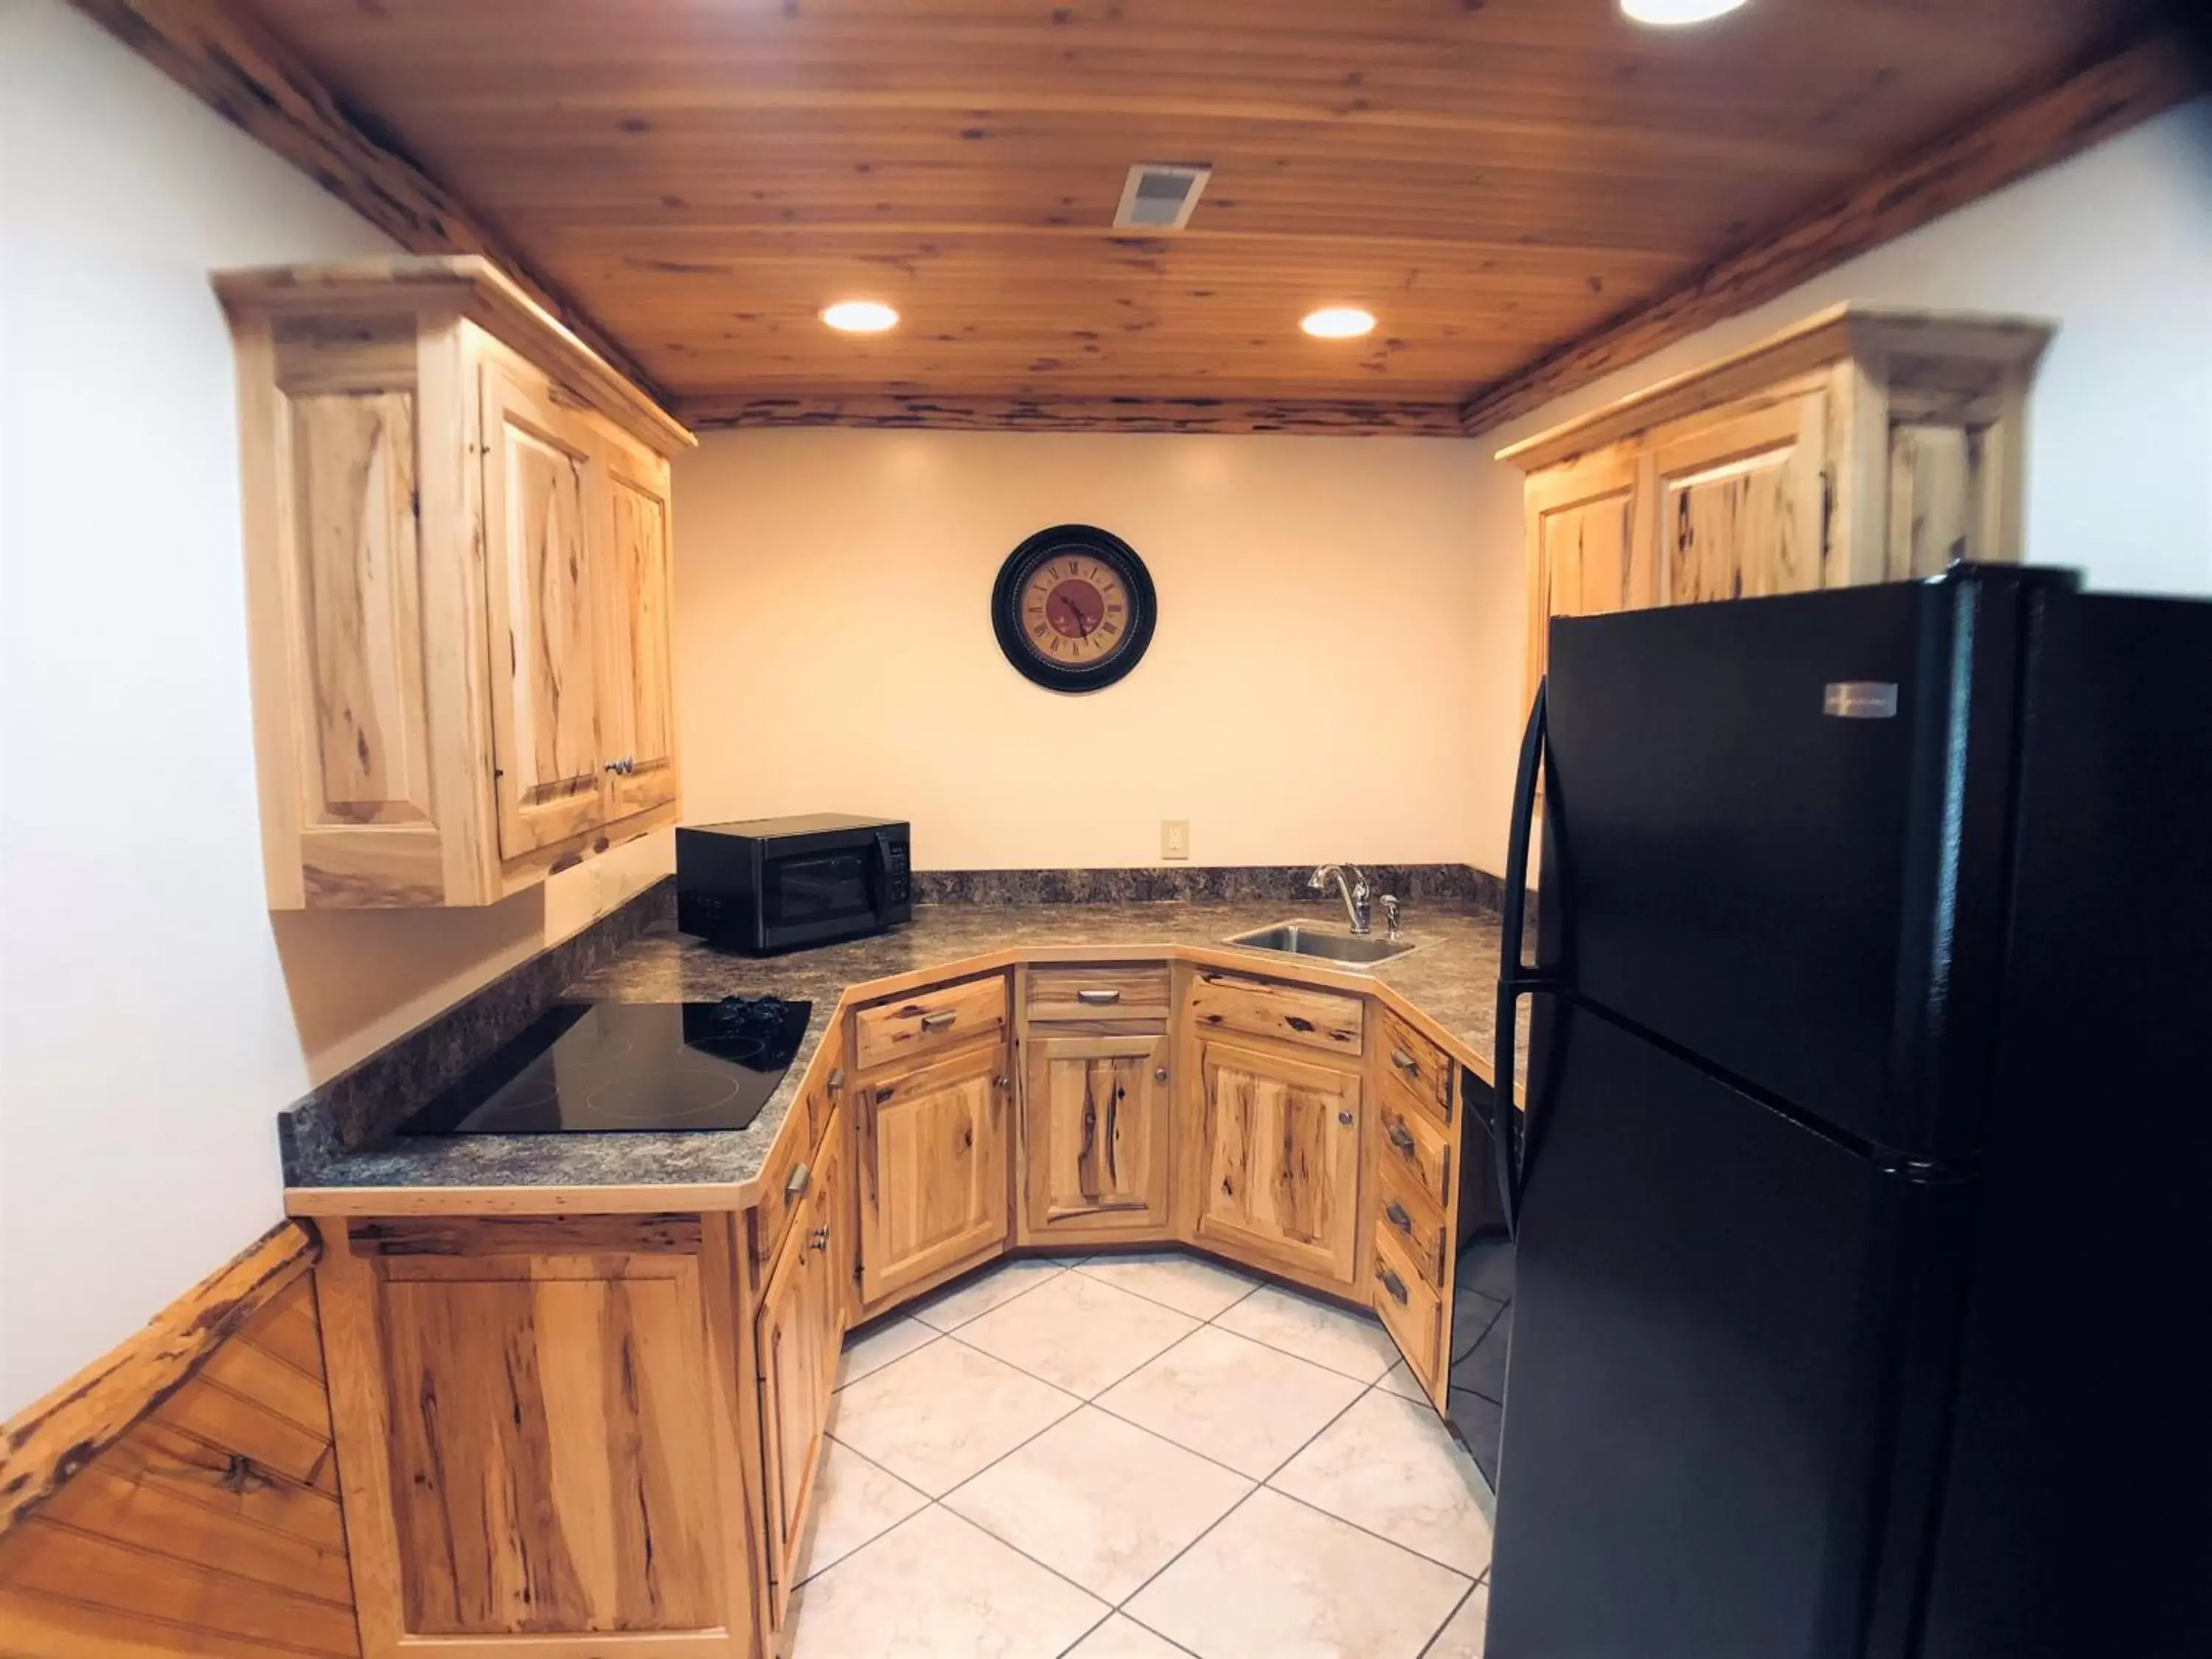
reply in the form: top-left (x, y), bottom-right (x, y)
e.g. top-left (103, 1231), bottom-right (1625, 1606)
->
top-left (283, 897), bottom-right (1511, 1204)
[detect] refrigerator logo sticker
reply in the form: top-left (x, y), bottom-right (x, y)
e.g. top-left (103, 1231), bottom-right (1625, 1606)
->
top-left (1823, 681), bottom-right (1899, 719)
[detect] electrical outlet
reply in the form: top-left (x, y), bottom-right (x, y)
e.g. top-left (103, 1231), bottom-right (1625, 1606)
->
top-left (1161, 820), bottom-right (1190, 860)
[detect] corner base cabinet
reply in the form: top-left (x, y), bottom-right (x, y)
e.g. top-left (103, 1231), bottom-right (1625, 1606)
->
top-left (315, 1214), bottom-right (759, 1658)
top-left (218, 256), bottom-right (694, 908)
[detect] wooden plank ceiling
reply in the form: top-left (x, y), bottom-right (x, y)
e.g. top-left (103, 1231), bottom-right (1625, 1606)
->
top-left (238, 0), bottom-right (2158, 430)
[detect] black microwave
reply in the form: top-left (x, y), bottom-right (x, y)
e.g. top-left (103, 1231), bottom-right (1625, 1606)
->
top-left (675, 815), bottom-right (911, 954)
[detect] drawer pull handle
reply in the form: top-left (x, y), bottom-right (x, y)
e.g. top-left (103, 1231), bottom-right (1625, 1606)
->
top-left (919, 1010), bottom-right (958, 1031)
top-left (785, 1163), bottom-right (811, 1200)
top-left (1377, 1265), bottom-right (1410, 1305)
top-left (827, 1067), bottom-right (844, 1090)
top-left (1387, 1123), bottom-right (1418, 1155)
top-left (1077, 988), bottom-right (1123, 1005)
top-left (1390, 1048), bottom-right (1421, 1076)
top-left (1385, 1200), bottom-right (1414, 1234)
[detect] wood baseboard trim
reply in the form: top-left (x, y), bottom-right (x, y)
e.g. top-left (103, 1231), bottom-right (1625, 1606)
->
top-left (0, 1220), bottom-right (317, 1536)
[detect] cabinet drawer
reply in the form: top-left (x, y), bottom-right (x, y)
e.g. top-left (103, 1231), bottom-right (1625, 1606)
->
top-left (854, 975), bottom-right (1007, 1071)
top-left (1187, 968), bottom-right (1364, 1057)
top-left (1374, 1155), bottom-right (1450, 1293)
top-left (1371, 1222), bottom-right (1443, 1386)
top-left (1026, 963), bottom-right (1172, 1023)
top-left (1377, 1006), bottom-right (1453, 1128)
top-left (1375, 1089), bottom-right (1453, 1211)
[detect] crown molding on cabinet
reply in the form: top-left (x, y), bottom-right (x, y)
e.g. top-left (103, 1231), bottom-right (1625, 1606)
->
top-left (1459, 31), bottom-right (2202, 439)
top-left (215, 255), bottom-right (697, 455)
top-left (678, 392), bottom-right (1470, 438)
top-left (69, 0), bottom-right (676, 413)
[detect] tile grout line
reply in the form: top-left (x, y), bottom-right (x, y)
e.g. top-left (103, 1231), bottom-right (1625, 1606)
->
top-left (1414, 1576), bottom-right (1483, 1659)
top-left (815, 1256), bottom-right (1486, 1649)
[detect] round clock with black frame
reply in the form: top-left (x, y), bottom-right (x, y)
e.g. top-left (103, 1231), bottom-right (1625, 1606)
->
top-left (991, 524), bottom-right (1158, 693)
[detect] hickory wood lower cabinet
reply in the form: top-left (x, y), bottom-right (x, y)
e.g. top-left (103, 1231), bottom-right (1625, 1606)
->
top-left (1019, 1030), bottom-right (1173, 1239)
top-left (315, 1213), bottom-right (762, 1657)
top-left (852, 1031), bottom-right (1014, 1314)
top-left (757, 1110), bottom-right (849, 1626)
top-left (1190, 1037), bottom-right (1364, 1287)
top-left (300, 950), bottom-right (1483, 1656)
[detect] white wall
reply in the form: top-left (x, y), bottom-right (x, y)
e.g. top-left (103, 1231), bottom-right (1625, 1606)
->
top-left (1461, 97), bottom-right (2212, 870)
top-left (0, 0), bottom-right (667, 1414)
top-left (673, 428), bottom-right (1489, 870)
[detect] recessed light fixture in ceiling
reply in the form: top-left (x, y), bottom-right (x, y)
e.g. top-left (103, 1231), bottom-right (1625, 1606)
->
top-left (819, 299), bottom-right (900, 333)
top-left (1300, 307), bottom-right (1377, 340)
top-left (1620, 0), bottom-right (1750, 24)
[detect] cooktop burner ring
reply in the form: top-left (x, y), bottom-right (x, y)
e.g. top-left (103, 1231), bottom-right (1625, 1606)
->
top-left (581, 1068), bottom-right (745, 1125)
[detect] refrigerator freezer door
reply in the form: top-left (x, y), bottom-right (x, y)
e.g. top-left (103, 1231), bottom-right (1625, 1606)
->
top-left (1488, 999), bottom-right (1967, 1659)
top-left (1918, 591), bottom-right (2212, 1658)
top-left (1540, 571), bottom-right (2045, 1157)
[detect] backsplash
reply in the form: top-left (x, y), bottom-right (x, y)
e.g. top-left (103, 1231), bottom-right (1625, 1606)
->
top-left (277, 879), bottom-right (677, 1163)
top-left (915, 864), bottom-right (1504, 908)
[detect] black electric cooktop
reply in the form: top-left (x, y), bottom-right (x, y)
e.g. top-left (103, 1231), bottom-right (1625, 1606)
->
top-left (394, 998), bottom-right (812, 1136)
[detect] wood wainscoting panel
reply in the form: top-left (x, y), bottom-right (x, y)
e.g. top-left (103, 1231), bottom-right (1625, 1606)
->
top-left (0, 1253), bottom-right (363, 1658)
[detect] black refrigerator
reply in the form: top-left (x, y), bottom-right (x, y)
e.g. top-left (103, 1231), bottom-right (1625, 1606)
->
top-left (1485, 565), bottom-right (2211, 1659)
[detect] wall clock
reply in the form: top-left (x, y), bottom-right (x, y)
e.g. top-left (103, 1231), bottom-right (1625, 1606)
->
top-left (991, 524), bottom-right (1158, 692)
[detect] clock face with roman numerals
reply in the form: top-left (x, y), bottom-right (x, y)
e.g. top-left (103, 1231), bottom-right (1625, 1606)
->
top-left (991, 525), bottom-right (1157, 692)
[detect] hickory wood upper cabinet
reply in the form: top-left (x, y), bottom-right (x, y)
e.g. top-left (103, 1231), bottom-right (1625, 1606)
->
top-left (1501, 303), bottom-right (2053, 708)
top-left (217, 256), bottom-right (693, 908)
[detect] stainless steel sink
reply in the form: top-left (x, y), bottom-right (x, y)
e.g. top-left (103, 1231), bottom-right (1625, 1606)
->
top-left (1225, 922), bottom-right (1416, 970)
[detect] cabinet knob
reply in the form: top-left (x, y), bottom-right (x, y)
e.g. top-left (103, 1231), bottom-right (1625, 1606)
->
top-left (602, 759), bottom-right (624, 774)
top-left (1387, 1123), bottom-right (1417, 1155)
top-left (1155, 1067), bottom-right (1169, 1083)
top-left (994, 1075), bottom-right (1011, 1091)
top-left (809, 1226), bottom-right (830, 1253)
top-left (1338, 1110), bottom-right (1355, 1127)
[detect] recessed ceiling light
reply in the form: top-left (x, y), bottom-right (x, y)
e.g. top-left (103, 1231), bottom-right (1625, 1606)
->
top-left (1301, 307), bottom-right (1377, 340)
top-left (1620, 0), bottom-right (1749, 24)
top-left (820, 300), bottom-right (899, 333)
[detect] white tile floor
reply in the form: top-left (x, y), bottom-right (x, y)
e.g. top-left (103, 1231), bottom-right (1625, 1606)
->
top-left (790, 1251), bottom-right (1492, 1658)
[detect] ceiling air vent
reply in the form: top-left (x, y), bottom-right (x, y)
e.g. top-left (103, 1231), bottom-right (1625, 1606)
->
top-left (1113, 163), bottom-right (1211, 231)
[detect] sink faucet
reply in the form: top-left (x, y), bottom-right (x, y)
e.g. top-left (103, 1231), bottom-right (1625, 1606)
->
top-left (1310, 865), bottom-right (1374, 935)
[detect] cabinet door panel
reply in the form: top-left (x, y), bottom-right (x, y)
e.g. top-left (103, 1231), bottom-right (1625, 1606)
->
top-left (1023, 1032), bottom-right (1171, 1239)
top-left (597, 438), bottom-right (680, 822)
top-left (481, 359), bottom-right (604, 858)
top-left (1655, 394), bottom-right (1829, 606)
top-left (858, 1041), bottom-right (1009, 1308)
top-left (1195, 1039), bottom-right (1361, 1287)
top-left (757, 1225), bottom-right (822, 1623)
top-left (376, 1257), bottom-right (720, 1635)
top-left (1524, 451), bottom-right (1644, 720)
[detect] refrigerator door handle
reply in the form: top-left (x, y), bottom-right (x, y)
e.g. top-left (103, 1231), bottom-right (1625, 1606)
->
top-left (1495, 678), bottom-right (1557, 1237)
